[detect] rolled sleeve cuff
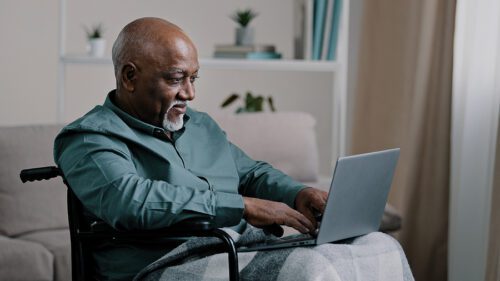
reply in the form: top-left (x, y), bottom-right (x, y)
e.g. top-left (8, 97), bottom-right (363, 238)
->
top-left (283, 184), bottom-right (308, 209)
top-left (214, 191), bottom-right (245, 227)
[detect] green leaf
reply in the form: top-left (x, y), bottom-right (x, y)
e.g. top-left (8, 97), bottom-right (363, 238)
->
top-left (268, 96), bottom-right (276, 112)
top-left (244, 92), bottom-right (254, 109)
top-left (230, 9), bottom-right (258, 27)
top-left (222, 91), bottom-right (277, 114)
top-left (254, 96), bottom-right (264, 111)
top-left (84, 23), bottom-right (104, 39)
top-left (221, 93), bottom-right (239, 108)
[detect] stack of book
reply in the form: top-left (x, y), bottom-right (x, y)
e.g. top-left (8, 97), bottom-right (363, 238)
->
top-left (294, 0), bottom-right (343, 60)
top-left (213, 44), bottom-right (282, 60)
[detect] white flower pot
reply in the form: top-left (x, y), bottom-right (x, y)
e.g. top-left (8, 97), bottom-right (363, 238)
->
top-left (235, 27), bottom-right (254, 46)
top-left (88, 38), bottom-right (106, 57)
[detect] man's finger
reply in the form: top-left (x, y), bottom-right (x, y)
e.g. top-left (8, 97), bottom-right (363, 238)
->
top-left (281, 209), bottom-right (314, 233)
top-left (314, 199), bottom-right (327, 214)
top-left (289, 209), bottom-right (315, 232)
top-left (289, 217), bottom-right (312, 234)
top-left (311, 192), bottom-right (328, 213)
top-left (300, 207), bottom-right (318, 228)
top-left (297, 211), bottom-right (315, 230)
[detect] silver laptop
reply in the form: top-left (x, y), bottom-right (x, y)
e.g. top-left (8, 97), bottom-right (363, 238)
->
top-left (238, 148), bottom-right (400, 252)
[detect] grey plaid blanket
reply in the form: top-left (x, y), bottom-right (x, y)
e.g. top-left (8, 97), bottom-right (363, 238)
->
top-left (133, 226), bottom-right (414, 281)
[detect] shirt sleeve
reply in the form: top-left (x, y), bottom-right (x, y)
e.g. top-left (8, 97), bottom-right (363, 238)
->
top-left (54, 132), bottom-right (244, 230)
top-left (229, 142), bottom-right (307, 208)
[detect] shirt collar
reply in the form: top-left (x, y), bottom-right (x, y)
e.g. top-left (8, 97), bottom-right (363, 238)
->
top-left (103, 90), bottom-right (191, 138)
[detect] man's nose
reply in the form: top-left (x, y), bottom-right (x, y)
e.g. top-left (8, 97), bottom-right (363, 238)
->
top-left (179, 79), bottom-right (195, 101)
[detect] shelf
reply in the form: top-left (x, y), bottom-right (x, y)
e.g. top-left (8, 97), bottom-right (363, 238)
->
top-left (200, 58), bottom-right (338, 72)
top-left (60, 55), bottom-right (339, 72)
top-left (61, 55), bottom-right (112, 64)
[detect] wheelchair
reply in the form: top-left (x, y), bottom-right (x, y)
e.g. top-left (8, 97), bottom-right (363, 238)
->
top-left (20, 166), bottom-right (239, 281)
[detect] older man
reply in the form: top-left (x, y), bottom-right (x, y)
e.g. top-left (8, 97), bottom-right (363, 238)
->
top-left (54, 17), bottom-right (327, 280)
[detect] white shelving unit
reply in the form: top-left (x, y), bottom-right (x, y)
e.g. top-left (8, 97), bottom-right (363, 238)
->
top-left (57, 0), bottom-right (352, 168)
top-left (61, 55), bottom-right (339, 72)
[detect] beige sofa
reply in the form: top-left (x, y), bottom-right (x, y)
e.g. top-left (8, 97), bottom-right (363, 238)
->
top-left (0, 125), bottom-right (69, 281)
top-left (0, 112), bottom-right (400, 281)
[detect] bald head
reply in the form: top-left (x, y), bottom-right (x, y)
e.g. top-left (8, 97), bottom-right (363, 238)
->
top-left (112, 17), bottom-right (196, 82)
top-left (110, 17), bottom-right (199, 130)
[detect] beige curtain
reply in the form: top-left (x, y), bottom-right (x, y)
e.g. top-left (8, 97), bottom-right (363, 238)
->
top-left (351, 1), bottom-right (455, 280)
top-left (487, 117), bottom-right (500, 281)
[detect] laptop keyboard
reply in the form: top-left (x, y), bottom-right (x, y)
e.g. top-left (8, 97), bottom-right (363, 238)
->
top-left (266, 233), bottom-right (313, 245)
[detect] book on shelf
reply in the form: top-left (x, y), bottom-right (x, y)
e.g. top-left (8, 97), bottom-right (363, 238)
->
top-left (305, 0), bottom-right (314, 59)
top-left (213, 44), bottom-right (281, 60)
top-left (294, 0), bottom-right (314, 60)
top-left (312, 0), bottom-right (328, 60)
top-left (326, 0), bottom-right (343, 60)
top-left (321, 0), bottom-right (334, 60)
top-left (214, 51), bottom-right (282, 60)
top-left (294, 0), bottom-right (342, 61)
top-left (214, 44), bottom-right (276, 54)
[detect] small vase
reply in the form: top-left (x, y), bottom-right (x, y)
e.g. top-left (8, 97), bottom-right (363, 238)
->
top-left (88, 38), bottom-right (106, 57)
top-left (235, 27), bottom-right (254, 46)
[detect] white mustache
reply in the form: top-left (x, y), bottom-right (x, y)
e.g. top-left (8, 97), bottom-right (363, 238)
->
top-left (169, 100), bottom-right (187, 110)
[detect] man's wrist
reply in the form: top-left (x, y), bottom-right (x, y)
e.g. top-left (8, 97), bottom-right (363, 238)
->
top-left (294, 186), bottom-right (312, 209)
top-left (214, 191), bottom-right (245, 227)
top-left (242, 196), bottom-right (249, 218)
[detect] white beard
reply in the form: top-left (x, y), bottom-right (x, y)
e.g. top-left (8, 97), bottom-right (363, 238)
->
top-left (162, 100), bottom-right (187, 132)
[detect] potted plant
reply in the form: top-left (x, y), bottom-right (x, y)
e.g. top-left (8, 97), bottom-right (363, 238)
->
top-left (221, 91), bottom-right (276, 113)
top-left (85, 23), bottom-right (106, 57)
top-left (230, 9), bottom-right (258, 46)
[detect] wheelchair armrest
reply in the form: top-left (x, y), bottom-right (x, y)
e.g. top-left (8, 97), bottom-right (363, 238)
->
top-left (85, 217), bottom-right (216, 239)
top-left (20, 166), bottom-right (62, 183)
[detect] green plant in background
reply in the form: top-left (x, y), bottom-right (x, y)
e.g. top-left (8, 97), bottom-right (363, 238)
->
top-left (221, 91), bottom-right (276, 114)
top-left (230, 9), bottom-right (258, 27)
top-left (84, 23), bottom-right (104, 39)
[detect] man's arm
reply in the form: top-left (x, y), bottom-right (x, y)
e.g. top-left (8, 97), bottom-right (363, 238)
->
top-left (229, 142), bottom-right (305, 207)
top-left (228, 142), bottom-right (330, 232)
top-left (55, 132), bottom-right (244, 230)
top-left (228, 142), bottom-right (323, 233)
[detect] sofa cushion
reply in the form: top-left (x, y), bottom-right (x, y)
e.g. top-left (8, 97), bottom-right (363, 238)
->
top-left (211, 112), bottom-right (319, 182)
top-left (0, 125), bottom-right (68, 236)
top-left (0, 235), bottom-right (53, 281)
top-left (19, 229), bottom-right (71, 281)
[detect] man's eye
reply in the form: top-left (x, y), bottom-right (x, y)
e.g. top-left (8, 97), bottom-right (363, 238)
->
top-left (169, 77), bottom-right (183, 84)
top-left (190, 76), bottom-right (199, 83)
top-left (167, 75), bottom-right (199, 85)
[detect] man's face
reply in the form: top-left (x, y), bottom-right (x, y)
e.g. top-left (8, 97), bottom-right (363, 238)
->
top-left (131, 35), bottom-right (199, 131)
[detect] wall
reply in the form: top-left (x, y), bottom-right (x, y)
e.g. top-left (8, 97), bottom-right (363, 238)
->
top-left (0, 0), bottom-right (59, 125)
top-left (0, 0), bottom-right (338, 176)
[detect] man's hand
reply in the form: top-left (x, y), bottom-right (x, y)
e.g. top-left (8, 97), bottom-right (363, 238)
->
top-left (243, 197), bottom-right (314, 234)
top-left (294, 187), bottom-right (328, 232)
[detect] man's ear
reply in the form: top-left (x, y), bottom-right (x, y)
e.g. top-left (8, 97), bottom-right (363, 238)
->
top-left (121, 63), bottom-right (137, 92)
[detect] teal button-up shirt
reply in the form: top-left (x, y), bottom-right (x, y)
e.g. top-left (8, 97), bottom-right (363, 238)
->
top-left (54, 91), bottom-right (305, 280)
